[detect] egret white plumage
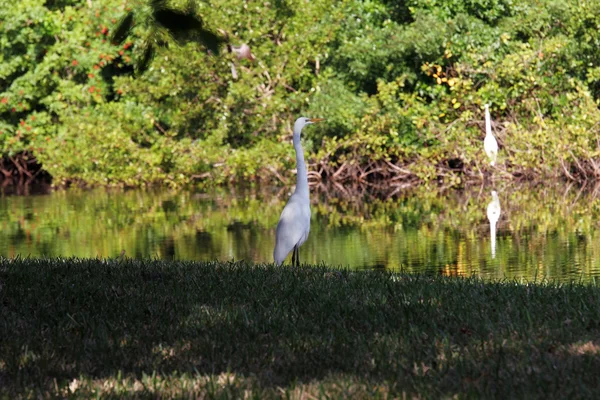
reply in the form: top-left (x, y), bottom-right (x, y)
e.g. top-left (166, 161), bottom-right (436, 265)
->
top-left (484, 104), bottom-right (499, 166)
top-left (486, 190), bottom-right (501, 258)
top-left (273, 117), bottom-right (324, 266)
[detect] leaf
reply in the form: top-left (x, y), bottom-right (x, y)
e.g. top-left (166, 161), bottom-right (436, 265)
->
top-left (195, 29), bottom-right (223, 55)
top-left (153, 9), bottom-right (203, 34)
top-left (151, 7), bottom-right (223, 54)
top-left (137, 43), bottom-right (155, 75)
top-left (184, 0), bottom-right (198, 15)
top-left (150, 0), bottom-right (169, 11)
top-left (111, 11), bottom-right (135, 45)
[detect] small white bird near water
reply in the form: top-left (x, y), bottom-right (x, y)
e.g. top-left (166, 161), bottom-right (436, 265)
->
top-left (484, 104), bottom-right (499, 166)
top-left (273, 117), bottom-right (324, 266)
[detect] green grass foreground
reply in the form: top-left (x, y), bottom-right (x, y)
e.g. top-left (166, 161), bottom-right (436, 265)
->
top-left (2, 258), bottom-right (600, 399)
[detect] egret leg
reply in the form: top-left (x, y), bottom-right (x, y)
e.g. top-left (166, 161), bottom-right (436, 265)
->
top-left (295, 246), bottom-right (300, 267)
top-left (291, 246), bottom-right (296, 266)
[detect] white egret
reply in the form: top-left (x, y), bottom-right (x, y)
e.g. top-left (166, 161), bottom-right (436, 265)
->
top-left (486, 190), bottom-right (501, 258)
top-left (273, 117), bottom-right (324, 266)
top-left (484, 103), bottom-right (499, 166)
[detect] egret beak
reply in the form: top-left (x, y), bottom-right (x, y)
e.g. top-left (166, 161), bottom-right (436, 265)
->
top-left (309, 118), bottom-right (325, 123)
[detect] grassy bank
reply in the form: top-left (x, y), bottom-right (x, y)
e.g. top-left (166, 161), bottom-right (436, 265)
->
top-left (1, 258), bottom-right (600, 398)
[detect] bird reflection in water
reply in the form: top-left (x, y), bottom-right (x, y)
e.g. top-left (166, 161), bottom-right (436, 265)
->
top-left (486, 190), bottom-right (501, 258)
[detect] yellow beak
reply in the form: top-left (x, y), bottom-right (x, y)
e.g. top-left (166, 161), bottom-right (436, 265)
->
top-left (309, 118), bottom-right (325, 123)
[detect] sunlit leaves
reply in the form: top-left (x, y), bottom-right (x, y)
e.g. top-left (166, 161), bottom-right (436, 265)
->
top-left (109, 0), bottom-right (224, 75)
top-left (111, 11), bottom-right (134, 45)
top-left (4, 0), bottom-right (600, 186)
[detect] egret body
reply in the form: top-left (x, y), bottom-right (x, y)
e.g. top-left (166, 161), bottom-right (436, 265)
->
top-left (273, 117), bottom-right (324, 266)
top-left (484, 104), bottom-right (499, 166)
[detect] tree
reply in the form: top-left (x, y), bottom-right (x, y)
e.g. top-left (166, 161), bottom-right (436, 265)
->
top-left (110, 0), bottom-right (223, 75)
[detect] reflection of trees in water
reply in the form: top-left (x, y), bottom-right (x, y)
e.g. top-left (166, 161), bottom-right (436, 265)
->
top-left (1, 183), bottom-right (600, 280)
top-left (194, 230), bottom-right (213, 257)
top-left (160, 237), bottom-right (176, 259)
top-left (225, 222), bottom-right (262, 262)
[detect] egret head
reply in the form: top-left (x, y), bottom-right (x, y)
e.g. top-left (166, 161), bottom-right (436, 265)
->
top-left (484, 103), bottom-right (489, 111)
top-left (294, 117), bottom-right (325, 135)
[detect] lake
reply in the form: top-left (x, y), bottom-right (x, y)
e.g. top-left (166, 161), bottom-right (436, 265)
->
top-left (1, 182), bottom-right (600, 282)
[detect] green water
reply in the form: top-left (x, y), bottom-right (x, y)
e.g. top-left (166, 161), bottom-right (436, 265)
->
top-left (1, 183), bottom-right (600, 282)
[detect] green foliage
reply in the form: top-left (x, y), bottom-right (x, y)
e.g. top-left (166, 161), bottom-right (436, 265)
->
top-left (2, 0), bottom-right (600, 186)
top-left (110, 0), bottom-right (224, 74)
top-left (0, 0), bottom-right (133, 157)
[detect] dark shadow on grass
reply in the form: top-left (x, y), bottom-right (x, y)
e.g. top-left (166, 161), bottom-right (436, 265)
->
top-left (1, 258), bottom-right (600, 397)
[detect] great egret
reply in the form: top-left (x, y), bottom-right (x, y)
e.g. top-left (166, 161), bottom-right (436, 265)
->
top-left (484, 104), bottom-right (499, 166)
top-left (486, 190), bottom-right (501, 258)
top-left (273, 117), bottom-right (324, 266)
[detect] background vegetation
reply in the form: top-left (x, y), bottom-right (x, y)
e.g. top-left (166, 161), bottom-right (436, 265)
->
top-left (2, 0), bottom-right (600, 187)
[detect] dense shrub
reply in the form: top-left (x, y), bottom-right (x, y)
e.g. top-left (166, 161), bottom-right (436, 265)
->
top-left (2, 0), bottom-right (600, 187)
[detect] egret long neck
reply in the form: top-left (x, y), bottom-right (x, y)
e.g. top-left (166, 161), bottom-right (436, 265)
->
top-left (485, 107), bottom-right (492, 137)
top-left (293, 132), bottom-right (309, 197)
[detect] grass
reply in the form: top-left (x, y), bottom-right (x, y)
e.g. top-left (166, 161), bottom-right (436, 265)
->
top-left (1, 257), bottom-right (600, 399)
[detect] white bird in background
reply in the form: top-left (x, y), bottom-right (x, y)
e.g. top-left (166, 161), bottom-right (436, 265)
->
top-left (484, 103), bottom-right (499, 166)
top-left (230, 44), bottom-right (255, 61)
top-left (486, 190), bottom-right (501, 259)
top-left (227, 43), bottom-right (255, 80)
top-left (274, 117), bottom-right (324, 266)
